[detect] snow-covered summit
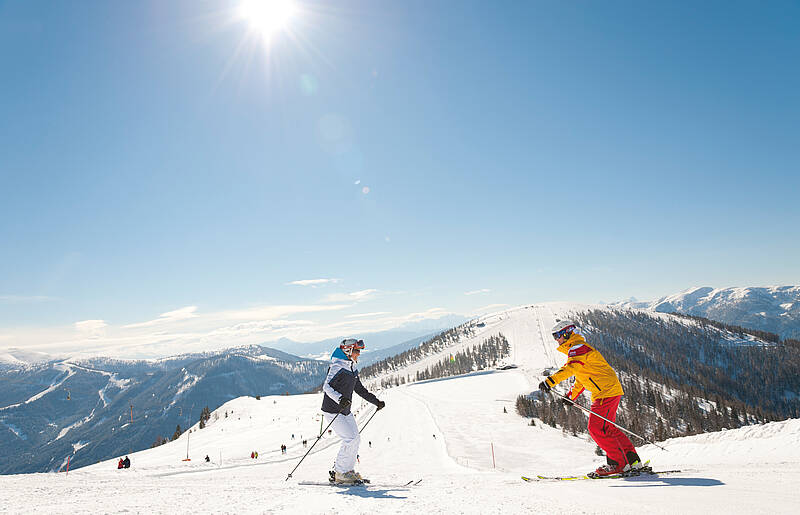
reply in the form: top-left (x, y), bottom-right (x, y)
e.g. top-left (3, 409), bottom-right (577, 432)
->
top-left (0, 349), bottom-right (55, 367)
top-left (613, 285), bottom-right (800, 339)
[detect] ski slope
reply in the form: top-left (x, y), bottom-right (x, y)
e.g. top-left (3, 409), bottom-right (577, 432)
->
top-left (1, 303), bottom-right (798, 514)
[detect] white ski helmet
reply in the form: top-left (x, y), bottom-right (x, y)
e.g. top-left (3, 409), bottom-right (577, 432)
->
top-left (340, 338), bottom-right (365, 358)
top-left (550, 320), bottom-right (577, 340)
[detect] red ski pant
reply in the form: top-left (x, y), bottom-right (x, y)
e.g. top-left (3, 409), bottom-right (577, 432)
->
top-left (587, 395), bottom-right (636, 467)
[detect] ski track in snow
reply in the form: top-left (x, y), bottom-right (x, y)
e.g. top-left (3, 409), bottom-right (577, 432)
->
top-left (1, 303), bottom-right (798, 514)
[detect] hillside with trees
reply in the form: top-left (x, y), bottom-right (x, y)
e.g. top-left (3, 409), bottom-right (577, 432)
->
top-left (360, 323), bottom-right (510, 388)
top-left (517, 309), bottom-right (800, 441)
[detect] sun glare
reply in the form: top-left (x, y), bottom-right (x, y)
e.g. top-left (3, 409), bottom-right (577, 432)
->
top-left (239, 0), bottom-right (296, 39)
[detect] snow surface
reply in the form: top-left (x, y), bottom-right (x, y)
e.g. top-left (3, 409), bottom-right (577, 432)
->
top-left (1, 303), bottom-right (798, 514)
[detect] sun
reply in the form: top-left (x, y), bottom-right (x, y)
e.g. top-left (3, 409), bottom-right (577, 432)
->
top-left (238, 0), bottom-right (296, 40)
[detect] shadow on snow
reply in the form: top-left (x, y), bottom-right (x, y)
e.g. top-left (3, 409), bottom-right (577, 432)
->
top-left (334, 486), bottom-right (409, 499)
top-left (610, 476), bottom-right (724, 488)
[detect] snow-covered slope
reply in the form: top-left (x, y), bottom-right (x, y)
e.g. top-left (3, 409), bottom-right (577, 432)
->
top-left (2, 303), bottom-right (797, 514)
top-left (615, 285), bottom-right (800, 339)
top-left (0, 345), bottom-right (328, 474)
top-left (1, 372), bottom-right (797, 514)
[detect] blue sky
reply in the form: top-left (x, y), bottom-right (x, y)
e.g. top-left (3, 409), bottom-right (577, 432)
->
top-left (1, 0), bottom-right (798, 358)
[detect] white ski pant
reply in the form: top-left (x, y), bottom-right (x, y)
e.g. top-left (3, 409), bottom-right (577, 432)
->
top-left (323, 411), bottom-right (360, 473)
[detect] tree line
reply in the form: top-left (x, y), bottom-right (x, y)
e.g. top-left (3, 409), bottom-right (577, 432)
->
top-left (516, 309), bottom-right (800, 441)
top-left (360, 322), bottom-right (477, 381)
top-left (151, 405), bottom-right (213, 447)
top-left (360, 325), bottom-right (510, 389)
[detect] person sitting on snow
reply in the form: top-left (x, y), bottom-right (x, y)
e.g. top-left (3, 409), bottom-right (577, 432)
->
top-left (539, 320), bottom-right (642, 478)
top-left (117, 458), bottom-right (124, 469)
top-left (321, 338), bottom-right (385, 484)
top-left (122, 456), bottom-right (131, 469)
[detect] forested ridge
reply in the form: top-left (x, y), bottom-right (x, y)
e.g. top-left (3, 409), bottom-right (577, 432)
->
top-left (517, 310), bottom-right (800, 441)
top-left (360, 323), bottom-right (510, 388)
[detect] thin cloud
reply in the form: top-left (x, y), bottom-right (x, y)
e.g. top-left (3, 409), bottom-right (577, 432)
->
top-left (341, 308), bottom-right (452, 327)
top-left (74, 320), bottom-right (108, 339)
top-left (464, 289), bottom-right (491, 296)
top-left (220, 303), bottom-right (351, 320)
top-left (313, 307), bottom-right (457, 335)
top-left (204, 319), bottom-right (316, 340)
top-left (345, 311), bottom-right (391, 319)
top-left (396, 307), bottom-right (452, 322)
top-left (75, 320), bottom-right (107, 332)
top-left (324, 289), bottom-right (379, 302)
top-left (287, 278), bottom-right (340, 287)
top-left (122, 306), bottom-right (199, 329)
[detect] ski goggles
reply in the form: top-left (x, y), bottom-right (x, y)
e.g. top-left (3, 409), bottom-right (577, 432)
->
top-left (552, 327), bottom-right (573, 340)
top-left (341, 338), bottom-right (365, 350)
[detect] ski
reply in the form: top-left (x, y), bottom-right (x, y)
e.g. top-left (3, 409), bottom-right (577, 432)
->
top-left (523, 468), bottom-right (681, 482)
top-left (298, 479), bottom-right (421, 488)
top-left (523, 460), bottom-right (683, 482)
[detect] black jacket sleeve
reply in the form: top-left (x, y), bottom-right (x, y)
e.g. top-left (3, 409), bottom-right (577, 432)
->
top-left (354, 376), bottom-right (380, 406)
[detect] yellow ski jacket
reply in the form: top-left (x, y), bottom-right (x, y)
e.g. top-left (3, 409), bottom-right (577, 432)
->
top-left (544, 333), bottom-right (624, 402)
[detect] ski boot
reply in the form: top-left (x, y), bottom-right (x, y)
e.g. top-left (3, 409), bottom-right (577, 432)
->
top-left (588, 462), bottom-right (626, 478)
top-left (624, 452), bottom-right (651, 476)
top-left (334, 470), bottom-right (362, 485)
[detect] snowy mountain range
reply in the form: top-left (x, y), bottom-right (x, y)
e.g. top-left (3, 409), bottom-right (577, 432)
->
top-left (264, 314), bottom-right (469, 359)
top-left (0, 345), bottom-right (328, 474)
top-left (1, 302), bottom-right (797, 514)
top-left (0, 320), bottom-right (463, 476)
top-left (613, 285), bottom-right (800, 339)
top-left (2, 293), bottom-right (798, 480)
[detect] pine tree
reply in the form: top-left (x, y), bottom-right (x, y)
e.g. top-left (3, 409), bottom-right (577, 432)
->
top-left (199, 406), bottom-right (211, 428)
top-left (172, 425), bottom-right (182, 441)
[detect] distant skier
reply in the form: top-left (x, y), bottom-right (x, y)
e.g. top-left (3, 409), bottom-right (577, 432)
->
top-left (321, 338), bottom-right (385, 484)
top-left (538, 320), bottom-right (642, 477)
top-left (205, 455), bottom-right (210, 462)
top-left (122, 456), bottom-right (130, 469)
top-left (117, 458), bottom-right (124, 469)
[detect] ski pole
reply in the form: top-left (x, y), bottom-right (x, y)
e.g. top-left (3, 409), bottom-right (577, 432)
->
top-left (285, 412), bottom-right (339, 481)
top-left (553, 391), bottom-right (668, 452)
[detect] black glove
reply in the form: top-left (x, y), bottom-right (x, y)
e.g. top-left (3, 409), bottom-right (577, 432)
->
top-left (338, 398), bottom-right (351, 413)
top-left (561, 396), bottom-right (574, 406)
top-left (376, 400), bottom-right (385, 411)
top-left (538, 380), bottom-right (551, 393)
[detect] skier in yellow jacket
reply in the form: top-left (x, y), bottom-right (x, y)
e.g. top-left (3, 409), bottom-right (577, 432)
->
top-left (539, 320), bottom-right (642, 477)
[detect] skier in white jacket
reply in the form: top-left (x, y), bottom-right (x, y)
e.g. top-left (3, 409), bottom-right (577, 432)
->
top-left (321, 338), bottom-right (385, 484)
